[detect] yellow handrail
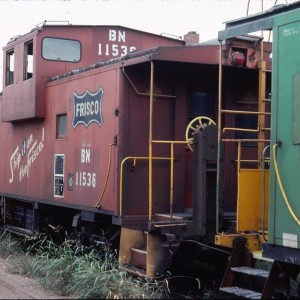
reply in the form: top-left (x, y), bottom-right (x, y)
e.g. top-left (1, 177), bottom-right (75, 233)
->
top-left (221, 139), bottom-right (270, 143)
top-left (223, 125), bottom-right (260, 134)
top-left (149, 61), bottom-right (154, 221)
top-left (273, 144), bottom-right (300, 226)
top-left (221, 109), bottom-right (270, 115)
top-left (119, 140), bottom-right (188, 221)
top-left (95, 143), bottom-right (115, 208)
top-left (153, 140), bottom-right (189, 220)
top-left (119, 156), bottom-right (172, 217)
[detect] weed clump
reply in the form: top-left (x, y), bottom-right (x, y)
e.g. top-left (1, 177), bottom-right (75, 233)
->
top-left (29, 238), bottom-right (158, 298)
top-left (0, 230), bottom-right (23, 258)
top-left (0, 233), bottom-right (169, 299)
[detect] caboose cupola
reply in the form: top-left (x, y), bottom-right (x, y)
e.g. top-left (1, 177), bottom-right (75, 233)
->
top-left (2, 23), bottom-right (184, 122)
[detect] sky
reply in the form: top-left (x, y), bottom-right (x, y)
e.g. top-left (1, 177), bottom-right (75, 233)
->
top-left (0, 0), bottom-right (297, 87)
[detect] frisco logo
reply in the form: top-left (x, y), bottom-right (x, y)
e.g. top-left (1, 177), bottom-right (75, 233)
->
top-left (72, 87), bottom-right (104, 128)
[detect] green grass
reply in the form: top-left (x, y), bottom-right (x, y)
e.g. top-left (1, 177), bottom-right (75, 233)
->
top-left (0, 230), bottom-right (23, 258)
top-left (0, 232), bottom-right (169, 299)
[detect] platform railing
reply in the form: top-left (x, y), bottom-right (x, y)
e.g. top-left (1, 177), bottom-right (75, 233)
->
top-left (119, 140), bottom-right (189, 223)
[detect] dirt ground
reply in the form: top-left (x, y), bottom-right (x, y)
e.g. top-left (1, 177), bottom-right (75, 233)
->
top-left (0, 256), bottom-right (74, 299)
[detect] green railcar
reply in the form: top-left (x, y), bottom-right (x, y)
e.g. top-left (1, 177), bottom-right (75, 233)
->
top-left (267, 7), bottom-right (300, 260)
top-left (219, 0), bottom-right (300, 266)
top-left (217, 3), bottom-right (300, 298)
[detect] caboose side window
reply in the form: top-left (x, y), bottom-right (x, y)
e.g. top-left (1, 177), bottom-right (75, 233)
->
top-left (190, 91), bottom-right (215, 119)
top-left (6, 50), bottom-right (14, 86)
top-left (56, 113), bottom-right (67, 139)
top-left (24, 41), bottom-right (33, 80)
top-left (42, 38), bottom-right (81, 62)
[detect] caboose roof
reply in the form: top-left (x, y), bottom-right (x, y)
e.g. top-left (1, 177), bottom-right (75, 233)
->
top-left (48, 43), bottom-right (221, 82)
top-left (218, 1), bottom-right (300, 40)
top-left (6, 23), bottom-right (184, 46)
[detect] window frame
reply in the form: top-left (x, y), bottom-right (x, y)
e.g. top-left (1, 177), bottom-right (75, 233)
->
top-left (24, 40), bottom-right (33, 81)
top-left (56, 113), bottom-right (68, 139)
top-left (5, 49), bottom-right (15, 86)
top-left (42, 37), bottom-right (82, 63)
top-left (189, 90), bottom-right (216, 120)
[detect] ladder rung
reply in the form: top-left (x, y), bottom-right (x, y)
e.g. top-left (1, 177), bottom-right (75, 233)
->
top-left (234, 159), bottom-right (270, 162)
top-left (221, 109), bottom-right (271, 115)
top-left (234, 159), bottom-right (260, 163)
top-left (221, 139), bottom-right (270, 143)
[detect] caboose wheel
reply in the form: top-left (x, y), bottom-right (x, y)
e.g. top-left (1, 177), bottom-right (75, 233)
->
top-left (185, 116), bottom-right (216, 151)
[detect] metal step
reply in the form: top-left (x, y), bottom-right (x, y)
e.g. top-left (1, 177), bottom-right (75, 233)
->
top-left (148, 220), bottom-right (192, 230)
top-left (231, 266), bottom-right (270, 278)
top-left (131, 247), bottom-right (147, 269)
top-left (252, 250), bottom-right (273, 262)
top-left (220, 287), bottom-right (262, 299)
top-left (152, 220), bottom-right (188, 228)
top-left (154, 212), bottom-right (192, 221)
top-left (123, 265), bottom-right (147, 277)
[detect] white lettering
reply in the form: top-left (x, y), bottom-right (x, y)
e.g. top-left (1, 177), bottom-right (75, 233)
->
top-left (98, 44), bottom-right (137, 57)
top-left (75, 171), bottom-right (97, 188)
top-left (76, 100), bottom-right (99, 118)
top-left (9, 146), bottom-right (20, 183)
top-left (81, 149), bottom-right (91, 163)
top-left (130, 46), bottom-right (136, 52)
top-left (109, 30), bottom-right (126, 42)
top-left (120, 45), bottom-right (127, 56)
top-left (76, 103), bottom-right (81, 116)
top-left (9, 128), bottom-right (45, 183)
top-left (112, 44), bottom-right (118, 56)
top-left (118, 31), bottom-right (125, 42)
top-left (109, 30), bottom-right (117, 41)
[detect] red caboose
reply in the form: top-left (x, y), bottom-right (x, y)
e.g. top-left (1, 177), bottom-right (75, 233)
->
top-left (0, 22), bottom-right (272, 281)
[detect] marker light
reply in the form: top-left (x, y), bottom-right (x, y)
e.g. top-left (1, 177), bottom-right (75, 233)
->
top-left (231, 51), bottom-right (246, 67)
